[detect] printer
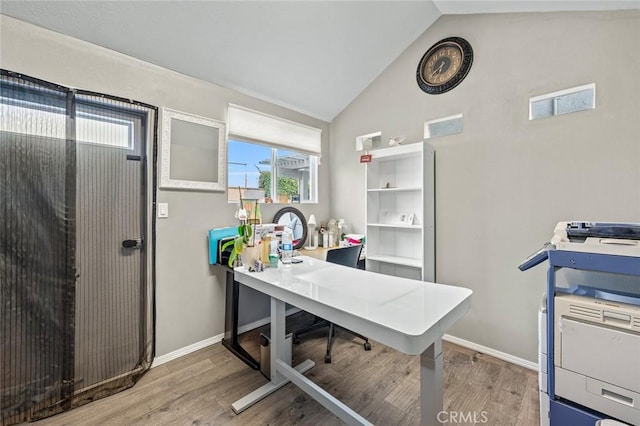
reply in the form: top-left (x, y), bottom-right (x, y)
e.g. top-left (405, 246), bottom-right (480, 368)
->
top-left (520, 221), bottom-right (640, 426)
top-left (520, 221), bottom-right (640, 270)
top-left (551, 221), bottom-right (640, 256)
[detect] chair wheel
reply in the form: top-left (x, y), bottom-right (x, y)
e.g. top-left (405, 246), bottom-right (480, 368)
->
top-left (364, 342), bottom-right (372, 351)
top-left (324, 354), bottom-right (332, 363)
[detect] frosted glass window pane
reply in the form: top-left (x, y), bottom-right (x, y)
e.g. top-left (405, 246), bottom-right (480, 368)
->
top-left (77, 115), bottom-right (133, 148)
top-left (530, 99), bottom-right (554, 120)
top-left (529, 84), bottom-right (595, 120)
top-left (427, 117), bottom-right (463, 138)
top-left (424, 114), bottom-right (463, 139)
top-left (556, 89), bottom-right (594, 115)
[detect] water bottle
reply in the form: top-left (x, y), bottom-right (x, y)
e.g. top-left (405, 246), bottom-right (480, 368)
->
top-left (281, 228), bottom-right (293, 266)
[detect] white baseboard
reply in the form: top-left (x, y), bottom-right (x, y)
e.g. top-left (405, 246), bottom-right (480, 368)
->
top-left (236, 307), bottom-right (301, 335)
top-left (153, 315), bottom-right (537, 373)
top-left (151, 307), bottom-right (302, 368)
top-left (152, 334), bottom-right (223, 368)
top-left (443, 334), bottom-right (538, 371)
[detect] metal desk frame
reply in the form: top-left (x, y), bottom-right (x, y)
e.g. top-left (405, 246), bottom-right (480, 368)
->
top-left (221, 266), bottom-right (260, 370)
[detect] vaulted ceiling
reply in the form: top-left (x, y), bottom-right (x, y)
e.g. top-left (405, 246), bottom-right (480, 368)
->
top-left (2, 1), bottom-right (638, 121)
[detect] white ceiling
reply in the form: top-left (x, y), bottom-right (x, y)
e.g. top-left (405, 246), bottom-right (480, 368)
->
top-left (1, 0), bottom-right (638, 121)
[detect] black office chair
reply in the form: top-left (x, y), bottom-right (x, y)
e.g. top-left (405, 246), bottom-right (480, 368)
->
top-left (292, 244), bottom-right (371, 363)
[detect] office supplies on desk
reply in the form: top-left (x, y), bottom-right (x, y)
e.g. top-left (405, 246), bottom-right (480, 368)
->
top-left (344, 234), bottom-right (365, 245)
top-left (304, 214), bottom-right (317, 250)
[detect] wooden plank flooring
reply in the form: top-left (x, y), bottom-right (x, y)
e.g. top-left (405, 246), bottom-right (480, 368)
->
top-left (34, 313), bottom-right (539, 425)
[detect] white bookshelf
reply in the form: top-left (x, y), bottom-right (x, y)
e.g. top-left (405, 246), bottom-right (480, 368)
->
top-left (364, 142), bottom-right (434, 281)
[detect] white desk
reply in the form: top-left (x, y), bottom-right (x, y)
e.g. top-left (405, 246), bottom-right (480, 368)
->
top-left (232, 256), bottom-right (472, 425)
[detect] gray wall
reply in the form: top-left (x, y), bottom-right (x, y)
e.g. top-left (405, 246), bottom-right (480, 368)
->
top-left (3, 10), bottom-right (639, 365)
top-left (330, 10), bottom-right (640, 362)
top-left (0, 15), bottom-right (331, 357)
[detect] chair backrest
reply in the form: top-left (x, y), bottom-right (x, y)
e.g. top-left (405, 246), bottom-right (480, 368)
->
top-left (325, 245), bottom-right (362, 269)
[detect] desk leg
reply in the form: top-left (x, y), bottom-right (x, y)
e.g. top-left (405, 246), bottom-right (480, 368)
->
top-left (420, 338), bottom-right (444, 426)
top-left (221, 270), bottom-right (260, 370)
top-left (269, 298), bottom-right (288, 384)
top-left (231, 297), bottom-right (315, 414)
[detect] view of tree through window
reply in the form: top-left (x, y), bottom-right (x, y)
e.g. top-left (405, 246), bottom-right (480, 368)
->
top-left (227, 139), bottom-right (317, 203)
top-left (257, 171), bottom-right (298, 200)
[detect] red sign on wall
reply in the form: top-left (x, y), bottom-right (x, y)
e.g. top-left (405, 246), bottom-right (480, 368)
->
top-left (360, 154), bottom-right (372, 163)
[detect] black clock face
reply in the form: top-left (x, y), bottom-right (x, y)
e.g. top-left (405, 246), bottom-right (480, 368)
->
top-left (417, 37), bottom-right (473, 95)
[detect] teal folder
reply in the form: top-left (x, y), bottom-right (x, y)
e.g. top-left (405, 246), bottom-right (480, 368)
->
top-left (208, 227), bottom-right (239, 265)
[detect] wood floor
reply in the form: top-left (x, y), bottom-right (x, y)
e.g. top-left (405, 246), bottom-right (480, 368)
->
top-left (35, 313), bottom-right (539, 425)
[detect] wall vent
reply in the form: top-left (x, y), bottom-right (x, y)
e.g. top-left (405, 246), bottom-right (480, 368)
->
top-left (424, 114), bottom-right (463, 139)
top-left (356, 131), bottom-right (382, 151)
top-left (529, 83), bottom-right (595, 120)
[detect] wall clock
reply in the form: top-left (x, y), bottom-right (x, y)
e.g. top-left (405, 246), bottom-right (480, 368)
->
top-left (416, 37), bottom-right (473, 95)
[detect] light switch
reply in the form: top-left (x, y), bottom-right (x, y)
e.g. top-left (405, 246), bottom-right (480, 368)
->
top-left (158, 203), bottom-right (169, 218)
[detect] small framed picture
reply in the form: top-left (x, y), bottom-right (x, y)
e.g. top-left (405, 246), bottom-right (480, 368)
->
top-left (382, 211), bottom-right (415, 225)
top-left (404, 213), bottom-right (415, 225)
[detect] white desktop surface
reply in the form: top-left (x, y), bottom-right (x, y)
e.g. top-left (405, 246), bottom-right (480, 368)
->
top-left (232, 256), bottom-right (472, 425)
top-left (235, 256), bottom-right (472, 355)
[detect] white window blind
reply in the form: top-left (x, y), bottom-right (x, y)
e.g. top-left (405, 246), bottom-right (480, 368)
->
top-left (228, 104), bottom-right (322, 155)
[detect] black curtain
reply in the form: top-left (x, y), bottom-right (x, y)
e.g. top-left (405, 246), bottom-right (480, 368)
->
top-left (0, 71), bottom-right (76, 423)
top-left (1, 70), bottom-right (156, 425)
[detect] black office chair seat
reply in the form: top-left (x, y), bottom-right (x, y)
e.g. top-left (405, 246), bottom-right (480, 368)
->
top-left (292, 244), bottom-right (371, 363)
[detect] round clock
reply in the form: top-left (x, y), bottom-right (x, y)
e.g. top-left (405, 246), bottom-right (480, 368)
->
top-left (416, 37), bottom-right (473, 95)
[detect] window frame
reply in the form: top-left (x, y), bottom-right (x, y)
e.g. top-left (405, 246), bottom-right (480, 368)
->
top-left (1, 92), bottom-right (145, 153)
top-left (227, 137), bottom-right (318, 204)
top-left (76, 104), bottom-right (140, 151)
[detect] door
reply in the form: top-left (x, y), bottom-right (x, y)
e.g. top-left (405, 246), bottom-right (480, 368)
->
top-left (0, 71), bottom-right (155, 425)
top-left (72, 95), bottom-right (152, 395)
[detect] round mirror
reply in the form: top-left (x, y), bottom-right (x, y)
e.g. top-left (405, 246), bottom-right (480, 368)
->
top-left (273, 207), bottom-right (308, 250)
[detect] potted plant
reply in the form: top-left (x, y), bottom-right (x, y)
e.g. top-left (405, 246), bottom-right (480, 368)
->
top-left (221, 191), bottom-right (259, 267)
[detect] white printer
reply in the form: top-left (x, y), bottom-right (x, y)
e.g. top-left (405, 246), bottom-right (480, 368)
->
top-left (521, 221), bottom-right (640, 426)
top-left (554, 293), bottom-right (640, 424)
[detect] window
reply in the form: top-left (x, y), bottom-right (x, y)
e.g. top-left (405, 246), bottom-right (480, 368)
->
top-left (424, 114), bottom-right (463, 139)
top-left (76, 108), bottom-right (135, 149)
top-left (0, 87), bottom-right (142, 151)
top-left (529, 83), bottom-right (595, 120)
top-left (226, 104), bottom-right (321, 204)
top-left (76, 99), bottom-right (145, 154)
top-left (227, 139), bottom-right (318, 203)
